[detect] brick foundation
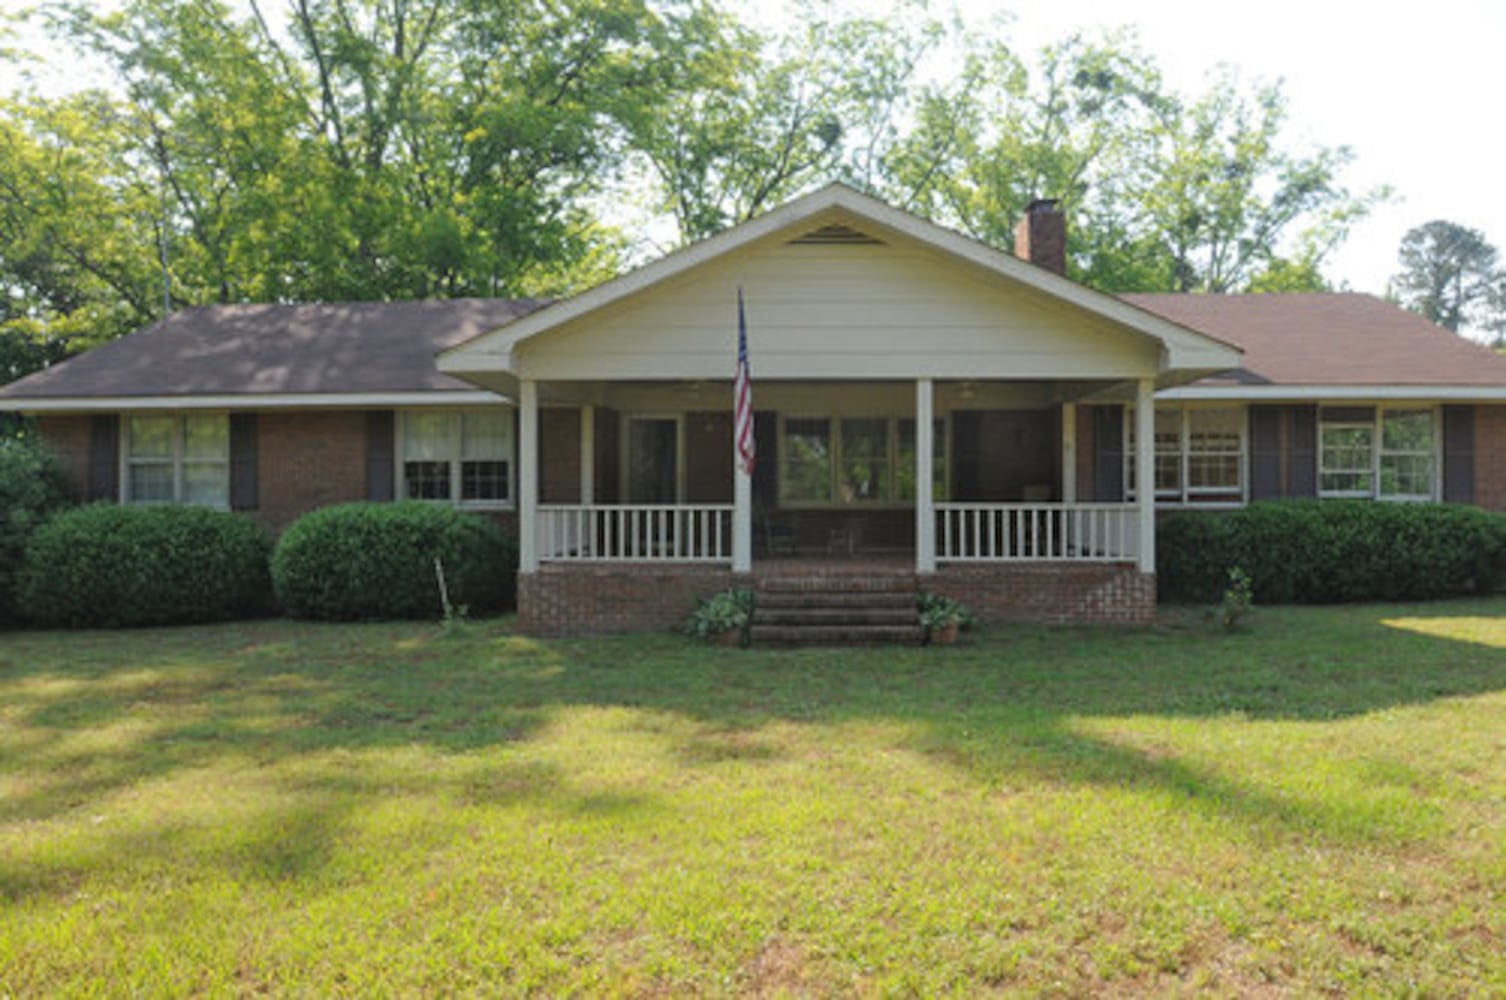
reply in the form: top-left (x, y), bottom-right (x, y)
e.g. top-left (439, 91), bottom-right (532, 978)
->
top-left (929, 562), bottom-right (1155, 625)
top-left (519, 559), bottom-right (1155, 635)
top-left (519, 563), bottom-right (748, 636)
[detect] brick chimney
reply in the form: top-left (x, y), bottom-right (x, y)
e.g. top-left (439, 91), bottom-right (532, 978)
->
top-left (1014, 198), bottom-right (1066, 276)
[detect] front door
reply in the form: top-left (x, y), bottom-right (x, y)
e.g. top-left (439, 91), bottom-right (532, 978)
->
top-left (625, 416), bottom-right (681, 503)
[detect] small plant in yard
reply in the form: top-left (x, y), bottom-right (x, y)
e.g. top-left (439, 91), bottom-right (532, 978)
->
top-left (684, 588), bottom-right (753, 645)
top-left (434, 557), bottom-right (470, 636)
top-left (1215, 566), bottom-right (1254, 630)
top-left (918, 592), bottom-right (973, 644)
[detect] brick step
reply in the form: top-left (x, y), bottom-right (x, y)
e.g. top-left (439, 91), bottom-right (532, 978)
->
top-left (755, 589), bottom-right (916, 610)
top-left (755, 607), bottom-right (919, 627)
top-left (749, 623), bottom-right (926, 646)
top-left (756, 575), bottom-right (917, 594)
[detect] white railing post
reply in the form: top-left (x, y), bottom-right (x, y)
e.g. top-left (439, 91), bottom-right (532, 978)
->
top-left (1136, 378), bottom-right (1156, 574)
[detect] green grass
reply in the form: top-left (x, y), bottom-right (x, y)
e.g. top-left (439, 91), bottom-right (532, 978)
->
top-left (2, 601), bottom-right (1503, 995)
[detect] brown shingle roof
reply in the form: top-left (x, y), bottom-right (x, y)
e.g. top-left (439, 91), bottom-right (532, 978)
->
top-left (1123, 292), bottom-right (1506, 386)
top-left (0, 298), bottom-right (547, 400)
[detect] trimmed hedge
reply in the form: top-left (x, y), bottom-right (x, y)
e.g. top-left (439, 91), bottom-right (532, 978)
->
top-left (18, 504), bottom-right (273, 627)
top-left (1158, 500), bottom-right (1506, 604)
top-left (0, 434), bottom-right (71, 625)
top-left (271, 502), bottom-right (517, 620)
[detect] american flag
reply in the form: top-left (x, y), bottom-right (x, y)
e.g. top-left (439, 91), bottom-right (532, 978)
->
top-left (735, 288), bottom-right (755, 477)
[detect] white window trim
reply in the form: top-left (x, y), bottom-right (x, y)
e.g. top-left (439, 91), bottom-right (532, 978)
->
top-left (1318, 404), bottom-right (1441, 502)
top-left (776, 413), bottom-right (949, 510)
top-left (119, 412), bottom-right (231, 509)
top-left (618, 413), bottom-right (687, 503)
top-left (1126, 404), bottom-right (1247, 508)
top-left (397, 407), bottom-right (516, 510)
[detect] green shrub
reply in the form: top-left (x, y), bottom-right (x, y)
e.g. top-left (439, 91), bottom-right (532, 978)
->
top-left (0, 433), bottom-right (71, 625)
top-left (18, 504), bottom-right (273, 627)
top-left (272, 502), bottom-right (517, 620)
top-left (1158, 501), bottom-right (1506, 604)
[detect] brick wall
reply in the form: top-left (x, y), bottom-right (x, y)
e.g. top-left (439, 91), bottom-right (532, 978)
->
top-left (930, 563), bottom-right (1155, 625)
top-left (256, 411), bottom-right (368, 533)
top-left (35, 415), bottom-right (92, 502)
top-left (540, 407), bottom-right (582, 503)
top-left (1475, 405), bottom-right (1506, 512)
top-left (519, 563), bottom-right (744, 635)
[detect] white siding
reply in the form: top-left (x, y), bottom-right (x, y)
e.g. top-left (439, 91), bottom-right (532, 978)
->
top-left (513, 239), bottom-right (1162, 382)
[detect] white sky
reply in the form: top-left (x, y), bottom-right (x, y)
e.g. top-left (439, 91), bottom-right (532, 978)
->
top-left (3, 0), bottom-right (1502, 302)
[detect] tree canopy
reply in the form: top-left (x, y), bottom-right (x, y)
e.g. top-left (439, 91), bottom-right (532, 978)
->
top-left (0, 0), bottom-right (1384, 385)
top-left (1392, 219), bottom-right (1505, 338)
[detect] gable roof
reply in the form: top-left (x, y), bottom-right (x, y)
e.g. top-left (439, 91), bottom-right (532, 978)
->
top-left (0, 298), bottom-right (548, 410)
top-left (1126, 293), bottom-right (1506, 397)
top-left (437, 182), bottom-right (1242, 385)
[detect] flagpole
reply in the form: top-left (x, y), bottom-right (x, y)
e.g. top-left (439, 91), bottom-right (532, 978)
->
top-left (732, 289), bottom-right (753, 574)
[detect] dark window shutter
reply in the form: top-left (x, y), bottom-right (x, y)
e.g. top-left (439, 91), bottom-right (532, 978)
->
top-left (1443, 405), bottom-right (1475, 503)
top-left (366, 410), bottom-right (396, 501)
top-left (87, 414), bottom-right (120, 502)
top-left (229, 413), bottom-right (258, 510)
top-left (1286, 405), bottom-right (1318, 498)
top-left (1249, 406), bottom-right (1282, 500)
top-left (1093, 406), bottom-right (1124, 502)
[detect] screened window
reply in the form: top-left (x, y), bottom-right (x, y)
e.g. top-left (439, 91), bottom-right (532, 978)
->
top-left (779, 415), bottom-right (947, 506)
top-left (126, 414), bottom-right (228, 507)
top-left (1127, 406), bottom-right (1243, 504)
top-left (1320, 406), bottom-right (1436, 500)
top-left (402, 409), bottom-right (512, 506)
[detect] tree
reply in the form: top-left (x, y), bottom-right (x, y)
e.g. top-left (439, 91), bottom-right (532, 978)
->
top-left (1392, 220), bottom-right (1501, 333)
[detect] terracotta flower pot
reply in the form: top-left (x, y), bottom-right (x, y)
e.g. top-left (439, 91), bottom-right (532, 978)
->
top-left (712, 627), bottom-right (743, 647)
top-left (930, 621), bottom-right (960, 646)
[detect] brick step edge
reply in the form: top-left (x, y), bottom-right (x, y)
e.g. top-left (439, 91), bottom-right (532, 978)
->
top-left (755, 577), bottom-right (917, 594)
top-left (749, 624), bottom-right (925, 646)
top-left (755, 609), bottom-right (919, 626)
top-left (754, 591), bottom-right (916, 610)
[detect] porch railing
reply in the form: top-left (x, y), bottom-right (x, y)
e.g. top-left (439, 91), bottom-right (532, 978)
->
top-left (935, 503), bottom-right (1138, 562)
top-left (538, 504), bottom-right (734, 563)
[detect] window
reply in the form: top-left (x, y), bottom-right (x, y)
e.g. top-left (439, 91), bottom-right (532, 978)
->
top-left (1127, 406), bottom-right (1244, 504)
top-left (1320, 406), bottom-right (1436, 500)
top-left (779, 415), bottom-right (947, 506)
top-left (125, 414), bottom-right (229, 507)
top-left (401, 409), bottom-right (512, 506)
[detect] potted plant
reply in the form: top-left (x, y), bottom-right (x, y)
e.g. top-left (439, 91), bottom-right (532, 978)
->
top-left (918, 592), bottom-right (973, 646)
top-left (684, 588), bottom-right (754, 646)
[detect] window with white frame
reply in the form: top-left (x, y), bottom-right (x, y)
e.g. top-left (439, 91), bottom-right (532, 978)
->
top-left (1127, 406), bottom-right (1244, 504)
top-left (125, 413), bottom-right (229, 507)
top-left (1319, 406), bottom-right (1436, 500)
top-left (401, 409), bottom-right (512, 506)
top-left (779, 415), bottom-right (947, 506)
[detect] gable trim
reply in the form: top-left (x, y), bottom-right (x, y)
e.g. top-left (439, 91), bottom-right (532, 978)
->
top-left (437, 183), bottom-right (1241, 378)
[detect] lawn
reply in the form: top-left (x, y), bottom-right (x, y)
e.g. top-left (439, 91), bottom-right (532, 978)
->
top-left (1, 601), bottom-right (1503, 996)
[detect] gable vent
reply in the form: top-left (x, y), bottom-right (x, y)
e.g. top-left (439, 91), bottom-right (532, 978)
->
top-left (788, 223), bottom-right (884, 246)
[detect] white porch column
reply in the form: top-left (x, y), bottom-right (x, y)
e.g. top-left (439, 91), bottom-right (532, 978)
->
top-left (1135, 378), bottom-right (1156, 574)
top-left (519, 378), bottom-right (539, 572)
top-left (1062, 401), bottom-right (1077, 503)
top-left (733, 436), bottom-right (752, 574)
top-left (916, 377), bottom-right (936, 574)
top-left (579, 403), bottom-right (595, 505)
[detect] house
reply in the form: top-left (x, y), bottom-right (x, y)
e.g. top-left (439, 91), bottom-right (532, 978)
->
top-left (4, 183), bottom-right (1506, 634)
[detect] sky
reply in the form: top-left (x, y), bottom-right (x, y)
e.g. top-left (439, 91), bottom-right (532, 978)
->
top-left (2, 0), bottom-right (1502, 314)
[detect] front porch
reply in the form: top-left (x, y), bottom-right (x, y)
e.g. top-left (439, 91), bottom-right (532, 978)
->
top-left (511, 378), bottom-right (1161, 636)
